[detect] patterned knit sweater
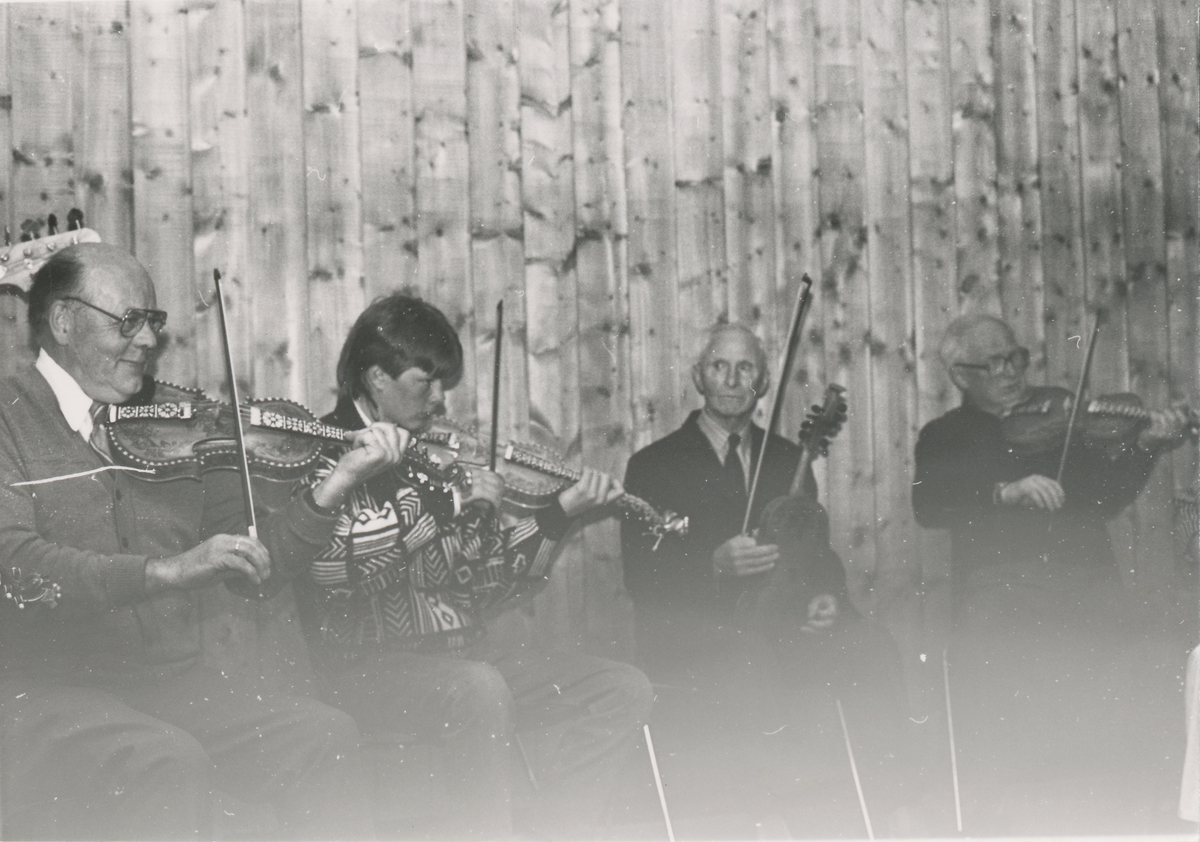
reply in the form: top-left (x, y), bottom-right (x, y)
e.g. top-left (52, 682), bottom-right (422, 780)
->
top-left (302, 399), bottom-right (572, 656)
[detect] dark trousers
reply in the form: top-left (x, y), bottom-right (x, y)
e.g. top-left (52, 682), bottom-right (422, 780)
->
top-left (315, 640), bottom-right (653, 839)
top-left (636, 607), bottom-right (915, 817)
top-left (1, 667), bottom-right (374, 841)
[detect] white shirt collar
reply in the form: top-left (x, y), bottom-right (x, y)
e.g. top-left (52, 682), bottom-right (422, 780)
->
top-left (35, 349), bottom-right (97, 441)
top-left (352, 397), bottom-right (375, 428)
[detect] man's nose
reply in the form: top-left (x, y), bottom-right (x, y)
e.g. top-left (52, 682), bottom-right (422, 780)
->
top-left (724, 367), bottom-right (740, 387)
top-left (131, 321), bottom-right (158, 351)
top-left (429, 380), bottom-right (445, 408)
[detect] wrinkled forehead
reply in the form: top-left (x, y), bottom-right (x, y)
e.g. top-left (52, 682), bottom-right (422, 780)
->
top-left (78, 255), bottom-right (157, 310)
top-left (961, 320), bottom-right (1017, 360)
top-left (700, 327), bottom-right (761, 366)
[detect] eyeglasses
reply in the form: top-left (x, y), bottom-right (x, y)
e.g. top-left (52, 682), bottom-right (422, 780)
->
top-left (953, 347), bottom-right (1030, 376)
top-left (62, 296), bottom-right (168, 338)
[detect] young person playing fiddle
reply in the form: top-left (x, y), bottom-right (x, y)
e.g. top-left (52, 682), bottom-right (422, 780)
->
top-left (299, 294), bottom-right (653, 840)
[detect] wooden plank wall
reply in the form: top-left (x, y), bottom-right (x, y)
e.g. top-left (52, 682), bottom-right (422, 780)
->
top-left (0, 0), bottom-right (1196, 666)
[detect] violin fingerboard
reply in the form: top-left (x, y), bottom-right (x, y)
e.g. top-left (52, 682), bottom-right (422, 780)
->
top-left (504, 444), bottom-right (580, 483)
top-left (249, 407), bottom-right (350, 442)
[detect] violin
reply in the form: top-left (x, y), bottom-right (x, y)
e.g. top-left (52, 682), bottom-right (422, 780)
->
top-left (1001, 385), bottom-right (1199, 459)
top-left (417, 418), bottom-right (689, 547)
top-left (738, 384), bottom-right (853, 637)
top-left (101, 379), bottom-right (465, 503)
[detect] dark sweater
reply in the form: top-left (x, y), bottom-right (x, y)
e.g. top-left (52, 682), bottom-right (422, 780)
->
top-left (0, 366), bottom-right (337, 683)
top-left (912, 401), bottom-right (1157, 583)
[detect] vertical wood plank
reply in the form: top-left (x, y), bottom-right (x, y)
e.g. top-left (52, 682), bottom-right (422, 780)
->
top-left (1156, 0), bottom-right (1199, 506)
top-left (813, 0), bottom-right (877, 600)
top-left (1075, 0), bottom-right (1134, 577)
top-left (189, 0), bottom-right (251, 399)
top-left (10, 4), bottom-right (77, 237)
top-left (904, 0), bottom-right (956, 682)
top-left (466, 0), bottom-right (528, 442)
top-left (0, 2), bottom-right (26, 379)
top-left (570, 0), bottom-right (633, 658)
top-left (245, 0), bottom-right (307, 401)
top-left (1074, 0), bottom-right (1129, 395)
top-left (302, 0), bottom-right (364, 409)
top-left (861, 0), bottom-right (918, 622)
top-left (359, 0), bottom-right (418, 304)
top-left (672, 0), bottom-right (724, 414)
top-left (719, 0), bottom-right (777, 368)
top-left (519, 0), bottom-right (582, 648)
top-left (1033, 0), bottom-right (1087, 390)
top-left (413, 0), bottom-right (475, 423)
top-left (75, 1), bottom-right (133, 251)
top-left (766, 0), bottom-right (824, 466)
top-left (622, 0), bottom-right (680, 447)
top-left (994, 0), bottom-right (1044, 360)
top-left (129, 0), bottom-right (195, 388)
top-left (948, 0), bottom-right (1000, 316)
top-left (1116, 0), bottom-right (1174, 586)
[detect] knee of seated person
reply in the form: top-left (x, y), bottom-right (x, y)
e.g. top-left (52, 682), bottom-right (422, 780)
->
top-left (283, 700), bottom-right (363, 755)
top-left (124, 725), bottom-right (210, 796)
top-left (589, 662), bottom-right (653, 723)
top-left (443, 661), bottom-right (513, 726)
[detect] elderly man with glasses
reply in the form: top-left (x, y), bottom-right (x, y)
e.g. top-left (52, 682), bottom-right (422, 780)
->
top-left (0, 243), bottom-right (407, 839)
top-left (913, 314), bottom-right (1194, 814)
top-left (914, 313), bottom-right (1189, 621)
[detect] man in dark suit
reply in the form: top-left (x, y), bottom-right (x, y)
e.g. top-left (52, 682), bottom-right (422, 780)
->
top-left (621, 324), bottom-right (919, 830)
top-left (620, 323), bottom-right (840, 684)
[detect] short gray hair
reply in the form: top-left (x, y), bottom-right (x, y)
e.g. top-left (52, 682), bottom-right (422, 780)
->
top-left (938, 313), bottom-right (1014, 368)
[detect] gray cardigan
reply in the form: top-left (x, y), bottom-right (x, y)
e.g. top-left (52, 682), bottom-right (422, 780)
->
top-left (0, 365), bottom-right (337, 684)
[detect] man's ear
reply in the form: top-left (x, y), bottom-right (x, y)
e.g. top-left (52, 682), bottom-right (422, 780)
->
top-left (947, 366), bottom-right (971, 395)
top-left (691, 364), bottom-right (706, 396)
top-left (752, 373), bottom-right (771, 399)
top-left (46, 298), bottom-right (74, 347)
top-left (364, 364), bottom-right (390, 397)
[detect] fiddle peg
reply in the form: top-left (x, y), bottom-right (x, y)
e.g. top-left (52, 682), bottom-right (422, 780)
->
top-left (67, 208), bottom-right (84, 231)
top-left (47, 213), bottom-right (57, 235)
top-left (3, 226), bottom-right (9, 247)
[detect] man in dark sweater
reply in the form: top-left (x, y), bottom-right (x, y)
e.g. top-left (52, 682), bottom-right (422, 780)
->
top-left (913, 313), bottom-right (1191, 625)
top-left (0, 244), bottom-right (406, 839)
top-left (913, 313), bottom-right (1193, 797)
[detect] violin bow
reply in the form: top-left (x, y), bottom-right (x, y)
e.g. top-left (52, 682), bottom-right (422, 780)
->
top-left (489, 300), bottom-right (503, 471)
top-left (212, 270), bottom-right (268, 601)
top-left (1054, 311), bottom-right (1103, 485)
top-left (742, 275), bottom-right (814, 535)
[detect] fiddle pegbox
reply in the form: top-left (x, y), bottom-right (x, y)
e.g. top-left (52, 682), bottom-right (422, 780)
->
top-left (0, 209), bottom-right (102, 297)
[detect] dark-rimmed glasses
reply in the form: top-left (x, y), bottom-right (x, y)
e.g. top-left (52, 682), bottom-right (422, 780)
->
top-left (953, 347), bottom-right (1030, 376)
top-left (62, 296), bottom-right (168, 338)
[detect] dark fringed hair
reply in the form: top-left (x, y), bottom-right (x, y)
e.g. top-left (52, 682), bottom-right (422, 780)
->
top-left (336, 294), bottom-right (463, 402)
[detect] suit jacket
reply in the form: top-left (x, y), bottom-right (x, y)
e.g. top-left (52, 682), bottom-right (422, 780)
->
top-left (621, 410), bottom-right (829, 618)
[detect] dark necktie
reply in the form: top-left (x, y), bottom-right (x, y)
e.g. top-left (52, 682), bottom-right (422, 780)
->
top-left (724, 432), bottom-right (744, 493)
